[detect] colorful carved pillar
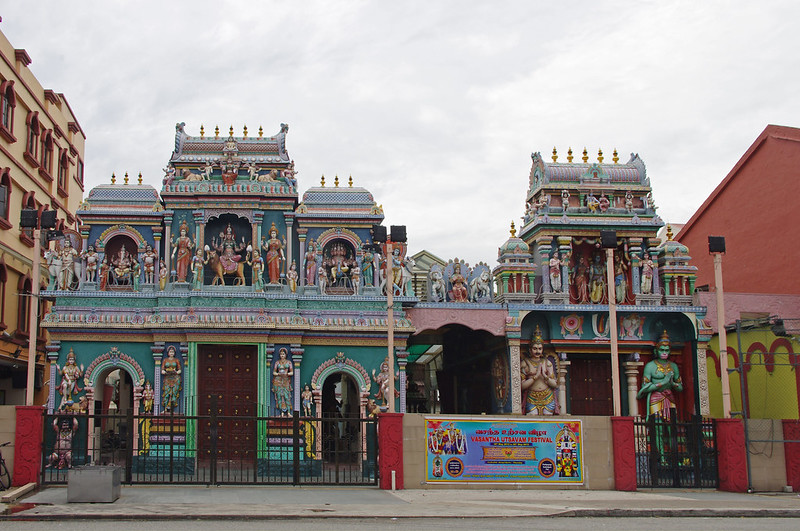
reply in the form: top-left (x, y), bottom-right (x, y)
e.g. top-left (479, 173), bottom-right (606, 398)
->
top-left (610, 416), bottom-right (636, 491)
top-left (13, 405), bottom-right (44, 486)
top-left (45, 341), bottom-right (60, 413)
top-left (508, 338), bottom-right (522, 414)
top-left (284, 212), bottom-right (295, 273)
top-left (372, 253), bottom-right (380, 288)
top-left (782, 420), bottom-right (800, 492)
top-left (291, 344), bottom-right (304, 413)
top-left (537, 238), bottom-right (552, 292)
top-left (151, 342), bottom-right (164, 415)
top-left (297, 228), bottom-right (307, 286)
top-left (649, 249), bottom-right (660, 295)
top-left (558, 237), bottom-right (572, 292)
top-left (378, 413), bottom-right (404, 490)
top-left (527, 273), bottom-right (535, 294)
top-left (180, 343), bottom-right (191, 414)
top-left (623, 360), bottom-right (643, 417)
top-left (716, 418), bottom-right (748, 492)
top-left (397, 349), bottom-right (408, 413)
top-left (557, 353), bottom-right (570, 415)
top-left (628, 239), bottom-right (642, 295)
top-left (696, 342), bottom-right (711, 416)
top-left (265, 346), bottom-right (275, 415)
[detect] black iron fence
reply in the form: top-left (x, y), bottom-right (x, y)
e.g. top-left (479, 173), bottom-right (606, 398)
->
top-left (634, 414), bottom-right (718, 488)
top-left (42, 410), bottom-right (378, 486)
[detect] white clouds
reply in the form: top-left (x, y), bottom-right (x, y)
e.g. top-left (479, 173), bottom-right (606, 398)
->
top-left (2, 1), bottom-right (799, 265)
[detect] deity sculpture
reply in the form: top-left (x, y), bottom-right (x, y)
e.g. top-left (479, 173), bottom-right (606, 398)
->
top-left (351, 263), bottom-right (361, 295)
top-left (111, 245), bottom-right (133, 285)
top-left (520, 326), bottom-right (558, 415)
top-left (361, 245), bottom-right (374, 288)
top-left (561, 189), bottom-right (570, 211)
top-left (81, 245), bottom-right (99, 283)
top-left (191, 248), bottom-right (206, 290)
top-left (131, 258), bottom-right (141, 291)
top-left (99, 260), bottom-right (110, 291)
top-left (390, 248), bottom-right (403, 294)
top-left (287, 260), bottom-right (299, 293)
top-left (247, 248), bottom-right (265, 292)
top-left (212, 223), bottom-right (246, 276)
top-left (614, 252), bottom-right (629, 304)
top-left (57, 348), bottom-right (84, 410)
top-left (158, 259), bottom-right (168, 290)
top-left (47, 416), bottom-right (79, 469)
top-left (549, 251), bottom-right (565, 293)
top-left (59, 239), bottom-right (79, 290)
top-left (640, 254), bottom-right (654, 294)
top-left (272, 348), bottom-right (293, 417)
top-left (449, 263), bottom-right (469, 302)
top-left (142, 381), bottom-right (154, 414)
top-left (571, 256), bottom-right (590, 303)
top-left (171, 221), bottom-right (194, 282)
top-left (142, 244), bottom-right (158, 284)
top-left (589, 253), bottom-right (606, 303)
top-left (372, 357), bottom-right (398, 407)
top-left (624, 190), bottom-right (634, 213)
top-left (304, 239), bottom-right (318, 286)
top-left (598, 193), bottom-right (610, 212)
top-left (161, 346), bottom-right (182, 412)
top-left (262, 223), bottom-right (285, 284)
top-left (301, 384), bottom-right (313, 417)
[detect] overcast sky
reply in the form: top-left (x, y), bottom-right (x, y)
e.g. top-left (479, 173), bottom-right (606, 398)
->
top-left (2, 1), bottom-right (798, 266)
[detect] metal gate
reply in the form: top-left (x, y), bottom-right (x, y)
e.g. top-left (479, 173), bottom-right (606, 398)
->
top-left (41, 410), bottom-right (378, 486)
top-left (634, 414), bottom-right (718, 488)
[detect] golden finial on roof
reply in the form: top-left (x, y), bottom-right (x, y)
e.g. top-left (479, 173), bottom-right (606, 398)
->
top-left (258, 125), bottom-right (263, 138)
top-left (214, 125), bottom-right (220, 138)
top-left (567, 147), bottom-right (573, 163)
top-left (334, 175), bottom-right (339, 187)
top-left (243, 125), bottom-right (248, 138)
top-left (111, 172), bottom-right (116, 184)
top-left (613, 148), bottom-right (619, 164)
top-left (552, 147), bottom-right (558, 163)
top-left (582, 147), bottom-right (588, 163)
top-left (320, 175), bottom-right (325, 187)
top-left (666, 225), bottom-right (674, 241)
top-left (138, 172), bottom-right (143, 185)
top-left (348, 175), bottom-right (353, 187)
top-left (124, 172), bottom-right (129, 185)
top-left (510, 220), bottom-right (516, 238)
top-left (200, 124), bottom-right (205, 138)
top-left (229, 125), bottom-right (234, 137)
top-left (598, 149), bottom-right (604, 163)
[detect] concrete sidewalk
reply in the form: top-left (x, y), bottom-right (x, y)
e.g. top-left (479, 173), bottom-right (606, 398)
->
top-left (2, 486), bottom-right (800, 519)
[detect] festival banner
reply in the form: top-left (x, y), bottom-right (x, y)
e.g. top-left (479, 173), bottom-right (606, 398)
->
top-left (425, 416), bottom-right (583, 484)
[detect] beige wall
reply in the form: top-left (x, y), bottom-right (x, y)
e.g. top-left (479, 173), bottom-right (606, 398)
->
top-left (402, 414), bottom-right (614, 490)
top-left (746, 419), bottom-right (788, 492)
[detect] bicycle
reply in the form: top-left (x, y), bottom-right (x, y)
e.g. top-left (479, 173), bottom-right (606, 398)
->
top-left (0, 441), bottom-right (11, 490)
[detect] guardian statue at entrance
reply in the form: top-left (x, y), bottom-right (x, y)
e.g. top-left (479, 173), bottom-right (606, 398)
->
top-left (272, 348), bottom-right (293, 416)
top-left (161, 346), bottom-right (182, 412)
top-left (520, 326), bottom-right (558, 415)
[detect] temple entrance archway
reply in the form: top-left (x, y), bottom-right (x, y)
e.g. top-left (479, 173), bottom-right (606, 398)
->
top-left (320, 371), bottom-right (360, 463)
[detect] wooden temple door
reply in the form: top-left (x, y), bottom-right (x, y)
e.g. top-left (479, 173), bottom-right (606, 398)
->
top-left (568, 355), bottom-right (613, 415)
top-left (198, 345), bottom-right (258, 466)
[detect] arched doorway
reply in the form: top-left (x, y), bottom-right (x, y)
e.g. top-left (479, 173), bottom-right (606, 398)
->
top-left (320, 371), bottom-right (360, 463)
top-left (93, 366), bottom-right (134, 465)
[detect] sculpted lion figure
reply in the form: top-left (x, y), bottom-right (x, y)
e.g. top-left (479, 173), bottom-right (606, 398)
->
top-left (181, 169), bottom-right (204, 182)
top-left (430, 269), bottom-right (446, 302)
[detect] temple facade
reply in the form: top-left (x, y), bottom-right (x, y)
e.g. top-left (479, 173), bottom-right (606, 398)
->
top-left (41, 125), bottom-right (708, 471)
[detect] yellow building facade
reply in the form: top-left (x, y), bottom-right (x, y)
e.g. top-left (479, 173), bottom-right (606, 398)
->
top-left (0, 25), bottom-right (85, 404)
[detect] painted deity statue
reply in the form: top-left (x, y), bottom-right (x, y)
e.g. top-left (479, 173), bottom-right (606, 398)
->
top-left (572, 256), bottom-right (590, 303)
top-left (262, 223), bottom-right (285, 284)
top-left (191, 249), bottom-right (206, 290)
top-left (47, 417), bottom-right (79, 469)
top-left (640, 254), bottom-right (654, 294)
top-left (301, 384), bottom-right (313, 417)
top-left (372, 357), bottom-right (398, 407)
top-left (213, 223), bottom-right (246, 275)
top-left (449, 263), bottom-right (469, 302)
top-left (614, 252), bottom-right (629, 304)
top-left (549, 251), bottom-right (565, 292)
top-left (142, 381), bottom-right (154, 414)
top-left (158, 259), bottom-right (168, 290)
top-left (589, 253), bottom-right (606, 304)
top-left (171, 221), bottom-right (194, 282)
top-left (520, 326), bottom-right (558, 415)
top-left (361, 246), bottom-right (374, 288)
top-left (81, 245), bottom-right (99, 283)
top-left (247, 248), bottom-right (265, 292)
top-left (112, 246), bottom-right (133, 283)
top-left (391, 248), bottom-right (403, 293)
top-left (287, 260), bottom-right (298, 293)
top-left (272, 348), bottom-right (293, 417)
top-left (59, 239), bottom-right (79, 290)
top-left (161, 346), bottom-right (182, 412)
top-left (142, 244), bottom-right (158, 284)
top-left (304, 239), bottom-right (318, 286)
top-left (637, 330), bottom-right (683, 419)
top-left (57, 348), bottom-right (84, 410)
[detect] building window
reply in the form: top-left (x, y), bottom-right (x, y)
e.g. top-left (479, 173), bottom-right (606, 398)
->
top-left (0, 80), bottom-right (16, 142)
top-left (57, 150), bottom-right (68, 197)
top-left (24, 112), bottom-right (40, 167)
top-left (19, 191), bottom-right (36, 245)
top-left (0, 168), bottom-right (10, 229)
top-left (76, 158), bottom-right (84, 188)
top-left (17, 276), bottom-right (31, 337)
top-left (40, 131), bottom-right (53, 173)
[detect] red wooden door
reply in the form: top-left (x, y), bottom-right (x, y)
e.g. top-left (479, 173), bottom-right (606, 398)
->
top-left (198, 345), bottom-right (257, 463)
top-left (568, 355), bottom-right (613, 415)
